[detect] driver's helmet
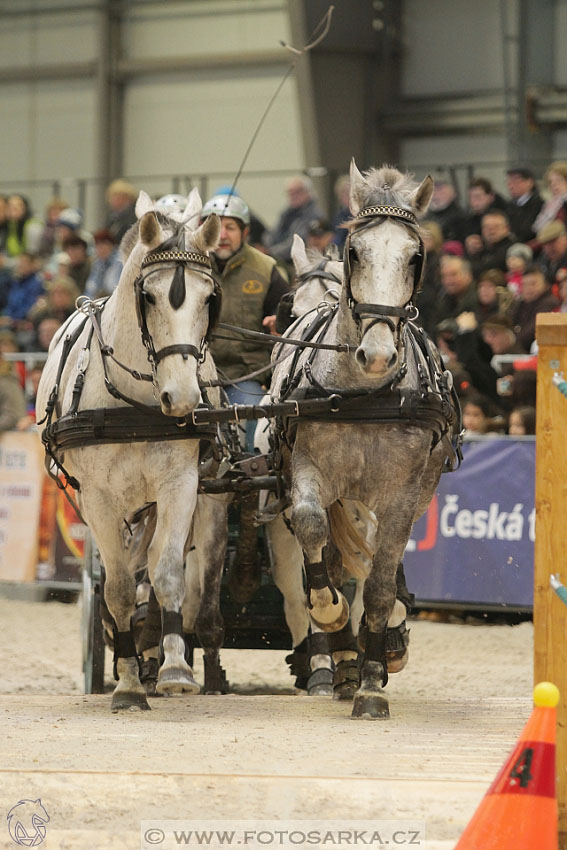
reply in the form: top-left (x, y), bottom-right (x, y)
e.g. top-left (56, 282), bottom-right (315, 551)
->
top-left (155, 194), bottom-right (187, 215)
top-left (201, 193), bottom-right (250, 226)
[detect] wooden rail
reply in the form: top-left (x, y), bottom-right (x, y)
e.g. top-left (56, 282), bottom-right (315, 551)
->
top-left (535, 312), bottom-right (567, 846)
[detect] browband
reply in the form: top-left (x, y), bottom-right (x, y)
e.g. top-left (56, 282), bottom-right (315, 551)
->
top-left (141, 250), bottom-right (211, 270)
top-left (354, 205), bottom-right (418, 226)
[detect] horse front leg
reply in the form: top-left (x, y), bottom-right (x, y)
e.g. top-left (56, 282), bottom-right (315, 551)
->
top-left (291, 464), bottom-right (349, 633)
top-left (148, 475), bottom-right (200, 696)
top-left (83, 497), bottom-right (149, 712)
top-left (352, 507), bottom-right (416, 720)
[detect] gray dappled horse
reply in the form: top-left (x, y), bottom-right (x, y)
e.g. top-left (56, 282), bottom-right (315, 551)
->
top-left (37, 190), bottom-right (227, 711)
top-left (269, 162), bottom-right (458, 719)
top-left (258, 237), bottom-right (413, 698)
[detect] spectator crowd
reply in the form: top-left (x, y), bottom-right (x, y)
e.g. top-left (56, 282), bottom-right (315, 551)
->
top-left (2, 163), bottom-right (567, 438)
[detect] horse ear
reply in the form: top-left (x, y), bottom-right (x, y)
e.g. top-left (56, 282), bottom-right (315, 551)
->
top-left (291, 234), bottom-right (311, 276)
top-left (410, 175), bottom-right (434, 217)
top-left (135, 190), bottom-right (155, 219)
top-left (139, 211), bottom-right (163, 249)
top-left (193, 214), bottom-right (221, 253)
top-left (182, 187), bottom-right (202, 228)
top-left (349, 158), bottom-right (366, 215)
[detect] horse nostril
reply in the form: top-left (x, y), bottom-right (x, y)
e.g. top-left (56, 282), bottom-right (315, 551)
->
top-left (388, 352), bottom-right (397, 369)
top-left (161, 391), bottom-right (172, 412)
top-left (355, 348), bottom-right (367, 369)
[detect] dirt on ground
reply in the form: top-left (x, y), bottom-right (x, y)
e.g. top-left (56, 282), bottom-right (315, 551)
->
top-left (0, 597), bottom-right (533, 850)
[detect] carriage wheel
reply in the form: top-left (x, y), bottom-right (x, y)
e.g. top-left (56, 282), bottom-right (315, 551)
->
top-left (81, 534), bottom-right (106, 694)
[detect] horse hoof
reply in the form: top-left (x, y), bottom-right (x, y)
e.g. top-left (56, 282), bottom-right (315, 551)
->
top-left (111, 691), bottom-right (151, 712)
top-left (333, 658), bottom-right (359, 701)
top-left (387, 648), bottom-right (409, 674)
top-left (351, 692), bottom-right (390, 720)
top-left (156, 667), bottom-right (200, 696)
top-left (140, 658), bottom-right (162, 697)
top-left (310, 593), bottom-right (350, 633)
top-left (307, 667), bottom-right (334, 697)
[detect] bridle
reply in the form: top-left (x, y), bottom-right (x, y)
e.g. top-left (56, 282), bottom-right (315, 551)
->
top-left (133, 232), bottom-right (221, 381)
top-left (343, 204), bottom-right (425, 346)
top-left (295, 257), bottom-right (342, 300)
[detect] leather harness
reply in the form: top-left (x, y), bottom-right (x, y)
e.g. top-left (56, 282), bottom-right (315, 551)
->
top-left (40, 204), bottom-right (462, 496)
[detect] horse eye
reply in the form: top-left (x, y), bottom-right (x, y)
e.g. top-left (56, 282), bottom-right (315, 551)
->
top-left (144, 291), bottom-right (156, 306)
top-left (348, 246), bottom-right (359, 265)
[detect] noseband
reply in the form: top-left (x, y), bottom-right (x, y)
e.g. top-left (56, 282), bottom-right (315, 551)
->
top-left (133, 241), bottom-right (220, 376)
top-left (343, 205), bottom-right (424, 343)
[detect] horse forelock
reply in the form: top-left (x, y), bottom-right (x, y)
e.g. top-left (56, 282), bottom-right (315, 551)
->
top-left (120, 212), bottom-right (188, 262)
top-left (359, 166), bottom-right (417, 212)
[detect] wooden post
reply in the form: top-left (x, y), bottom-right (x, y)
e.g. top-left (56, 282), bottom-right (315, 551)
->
top-left (535, 313), bottom-right (567, 847)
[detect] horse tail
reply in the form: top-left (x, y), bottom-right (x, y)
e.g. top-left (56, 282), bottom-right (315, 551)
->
top-left (328, 500), bottom-right (375, 581)
top-left (124, 502), bottom-right (158, 576)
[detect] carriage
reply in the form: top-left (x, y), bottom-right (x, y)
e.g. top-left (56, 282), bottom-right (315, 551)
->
top-left (39, 164), bottom-right (461, 719)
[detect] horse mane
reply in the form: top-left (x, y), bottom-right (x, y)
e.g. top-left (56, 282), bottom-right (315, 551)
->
top-left (357, 165), bottom-right (418, 211)
top-left (119, 212), bottom-right (181, 262)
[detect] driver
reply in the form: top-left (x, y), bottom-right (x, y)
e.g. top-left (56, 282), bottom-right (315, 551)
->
top-left (201, 192), bottom-right (289, 604)
top-left (200, 191), bottom-right (289, 450)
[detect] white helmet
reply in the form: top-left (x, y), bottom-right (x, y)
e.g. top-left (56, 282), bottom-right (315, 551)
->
top-left (201, 193), bottom-right (250, 226)
top-left (155, 194), bottom-right (187, 215)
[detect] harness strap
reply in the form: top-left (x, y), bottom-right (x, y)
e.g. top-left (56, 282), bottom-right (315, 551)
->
top-left (154, 343), bottom-right (201, 364)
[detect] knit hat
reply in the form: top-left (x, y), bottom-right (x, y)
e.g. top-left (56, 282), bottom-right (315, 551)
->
top-left (506, 242), bottom-right (533, 263)
top-left (55, 208), bottom-right (83, 231)
top-left (441, 240), bottom-right (465, 257)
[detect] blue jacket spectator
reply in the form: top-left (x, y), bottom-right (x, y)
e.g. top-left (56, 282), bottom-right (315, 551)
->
top-left (264, 176), bottom-right (323, 264)
top-left (84, 229), bottom-right (123, 298)
top-left (3, 253), bottom-right (44, 321)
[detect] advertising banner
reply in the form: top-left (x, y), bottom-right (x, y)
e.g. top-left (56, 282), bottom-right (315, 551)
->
top-left (0, 431), bottom-right (45, 582)
top-left (404, 439), bottom-right (535, 608)
top-left (36, 476), bottom-right (85, 584)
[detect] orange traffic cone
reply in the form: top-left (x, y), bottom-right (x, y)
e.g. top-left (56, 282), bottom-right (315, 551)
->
top-left (455, 681), bottom-right (559, 850)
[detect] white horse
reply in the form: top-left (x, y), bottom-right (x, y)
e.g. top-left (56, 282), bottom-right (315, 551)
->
top-left (268, 162), bottom-right (458, 719)
top-left (257, 237), bottom-right (410, 698)
top-left (37, 190), bottom-right (225, 711)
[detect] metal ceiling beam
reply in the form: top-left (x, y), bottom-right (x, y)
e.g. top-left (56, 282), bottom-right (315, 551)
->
top-left (115, 50), bottom-right (288, 79)
top-left (0, 62), bottom-right (96, 83)
top-left (381, 87), bottom-right (567, 136)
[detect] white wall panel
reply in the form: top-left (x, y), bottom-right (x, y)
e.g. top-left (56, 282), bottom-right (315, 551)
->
top-left (401, 0), bottom-right (504, 96)
top-left (0, 11), bottom-right (97, 68)
top-left (0, 80), bottom-right (96, 182)
top-left (124, 0), bottom-right (289, 60)
top-left (123, 68), bottom-right (304, 226)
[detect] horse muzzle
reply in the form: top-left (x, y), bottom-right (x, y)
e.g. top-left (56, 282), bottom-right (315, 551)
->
top-left (159, 382), bottom-right (201, 417)
top-left (355, 342), bottom-right (398, 376)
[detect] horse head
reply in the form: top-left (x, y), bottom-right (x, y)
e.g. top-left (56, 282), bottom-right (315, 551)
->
top-left (290, 234), bottom-right (342, 318)
top-left (344, 159), bottom-right (433, 381)
top-left (124, 189), bottom-right (221, 416)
